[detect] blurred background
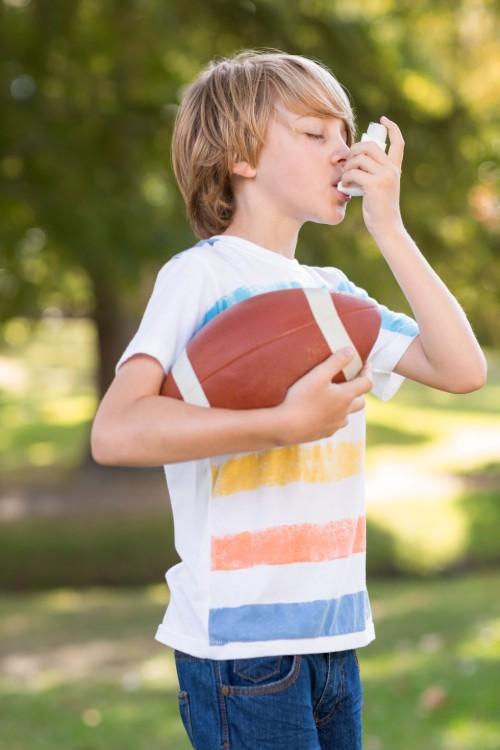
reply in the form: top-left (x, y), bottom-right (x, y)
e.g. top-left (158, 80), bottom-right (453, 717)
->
top-left (1, 0), bottom-right (499, 748)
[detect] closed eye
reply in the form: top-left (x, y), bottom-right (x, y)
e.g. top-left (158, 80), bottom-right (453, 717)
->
top-left (305, 133), bottom-right (324, 140)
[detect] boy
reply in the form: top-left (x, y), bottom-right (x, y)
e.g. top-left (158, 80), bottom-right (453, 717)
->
top-left (90, 50), bottom-right (487, 750)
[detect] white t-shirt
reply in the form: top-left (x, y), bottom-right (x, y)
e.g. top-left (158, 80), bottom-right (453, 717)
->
top-left (115, 234), bottom-right (420, 659)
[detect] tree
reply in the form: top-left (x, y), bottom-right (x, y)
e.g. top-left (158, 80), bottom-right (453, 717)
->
top-left (1, 0), bottom-right (498, 432)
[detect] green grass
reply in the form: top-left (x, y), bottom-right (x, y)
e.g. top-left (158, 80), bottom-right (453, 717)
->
top-left (0, 317), bottom-right (97, 475)
top-left (1, 571), bottom-right (499, 750)
top-left (1, 318), bottom-right (500, 586)
top-left (1, 319), bottom-right (499, 747)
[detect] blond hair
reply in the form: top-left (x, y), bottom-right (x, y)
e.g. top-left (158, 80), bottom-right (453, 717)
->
top-left (171, 48), bottom-right (357, 239)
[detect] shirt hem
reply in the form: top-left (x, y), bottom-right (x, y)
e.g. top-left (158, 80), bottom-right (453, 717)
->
top-left (154, 621), bottom-right (376, 659)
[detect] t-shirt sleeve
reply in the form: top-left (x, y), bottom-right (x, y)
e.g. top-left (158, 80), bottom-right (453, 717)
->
top-left (334, 269), bottom-right (420, 401)
top-left (115, 250), bottom-right (218, 376)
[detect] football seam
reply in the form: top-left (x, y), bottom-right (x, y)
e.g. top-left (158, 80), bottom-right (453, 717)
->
top-left (194, 305), bottom-right (377, 386)
top-left (181, 300), bottom-right (377, 392)
top-left (198, 320), bottom-right (318, 385)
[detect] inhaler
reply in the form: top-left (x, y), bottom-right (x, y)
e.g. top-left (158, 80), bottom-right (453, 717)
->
top-left (337, 122), bottom-right (388, 197)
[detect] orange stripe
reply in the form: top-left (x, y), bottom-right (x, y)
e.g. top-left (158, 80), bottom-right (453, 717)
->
top-left (211, 516), bottom-right (366, 571)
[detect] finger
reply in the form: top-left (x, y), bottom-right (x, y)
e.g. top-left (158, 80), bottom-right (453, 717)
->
top-left (359, 363), bottom-right (372, 379)
top-left (326, 348), bottom-right (357, 369)
top-left (346, 395), bottom-right (366, 414)
top-left (351, 366), bottom-right (374, 393)
top-left (379, 115), bottom-right (405, 168)
top-left (355, 374), bottom-right (373, 395)
top-left (319, 349), bottom-right (356, 378)
top-left (339, 168), bottom-right (373, 188)
top-left (343, 153), bottom-right (381, 175)
top-left (348, 141), bottom-right (387, 166)
top-left (336, 371), bottom-right (372, 400)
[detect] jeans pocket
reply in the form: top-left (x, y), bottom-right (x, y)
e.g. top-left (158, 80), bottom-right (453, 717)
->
top-left (233, 655), bottom-right (282, 683)
top-left (177, 689), bottom-right (195, 747)
top-left (223, 654), bottom-right (301, 696)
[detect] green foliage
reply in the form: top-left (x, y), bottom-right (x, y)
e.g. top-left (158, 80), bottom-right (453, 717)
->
top-left (457, 489), bottom-right (500, 564)
top-left (1, 0), bottom-right (498, 344)
top-left (2, 487), bottom-right (500, 591)
top-left (0, 512), bottom-right (178, 591)
top-left (366, 488), bottom-right (500, 578)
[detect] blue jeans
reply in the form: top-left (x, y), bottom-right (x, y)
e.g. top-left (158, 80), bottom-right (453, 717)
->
top-left (174, 648), bottom-right (363, 749)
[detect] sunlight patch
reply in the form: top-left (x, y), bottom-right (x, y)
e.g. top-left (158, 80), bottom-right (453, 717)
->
top-left (456, 616), bottom-right (500, 661)
top-left (442, 718), bottom-right (500, 750)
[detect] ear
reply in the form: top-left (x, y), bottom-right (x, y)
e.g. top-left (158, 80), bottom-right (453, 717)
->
top-left (232, 160), bottom-right (257, 178)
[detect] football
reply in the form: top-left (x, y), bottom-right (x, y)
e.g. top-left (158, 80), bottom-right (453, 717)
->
top-left (160, 287), bottom-right (381, 409)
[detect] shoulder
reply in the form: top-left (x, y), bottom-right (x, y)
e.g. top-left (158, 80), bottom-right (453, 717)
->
top-left (155, 241), bottom-right (217, 283)
top-left (302, 262), bottom-right (350, 289)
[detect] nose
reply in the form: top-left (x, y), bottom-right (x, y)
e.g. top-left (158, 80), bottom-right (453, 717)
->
top-left (332, 142), bottom-right (351, 165)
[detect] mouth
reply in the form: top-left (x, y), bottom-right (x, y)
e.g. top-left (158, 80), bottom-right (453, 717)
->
top-left (332, 183), bottom-right (351, 201)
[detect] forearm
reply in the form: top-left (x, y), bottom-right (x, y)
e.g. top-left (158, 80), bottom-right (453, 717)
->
top-left (372, 222), bottom-right (487, 383)
top-left (91, 395), bottom-right (282, 466)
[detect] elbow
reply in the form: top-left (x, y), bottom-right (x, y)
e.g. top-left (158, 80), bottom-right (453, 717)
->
top-left (448, 358), bottom-right (488, 394)
top-left (90, 435), bottom-right (113, 466)
top-left (464, 354), bottom-right (488, 392)
top-left (90, 420), bottom-right (120, 466)
top-left (450, 379), bottom-right (485, 395)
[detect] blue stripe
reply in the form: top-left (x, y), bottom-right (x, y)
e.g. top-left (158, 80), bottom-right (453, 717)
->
top-left (193, 281), bottom-right (304, 335)
top-left (335, 280), bottom-right (419, 338)
top-left (194, 237), bottom-right (218, 247)
top-left (195, 278), bottom-right (419, 340)
top-left (185, 246), bottom-right (418, 341)
top-left (208, 589), bottom-right (370, 645)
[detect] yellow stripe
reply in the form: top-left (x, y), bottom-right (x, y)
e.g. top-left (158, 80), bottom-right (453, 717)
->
top-left (210, 441), bottom-right (363, 497)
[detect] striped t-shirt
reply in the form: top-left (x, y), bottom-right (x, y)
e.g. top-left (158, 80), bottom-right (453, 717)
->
top-left (115, 233), bottom-right (420, 659)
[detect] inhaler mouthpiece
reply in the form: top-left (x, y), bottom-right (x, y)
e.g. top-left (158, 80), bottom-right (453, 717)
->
top-left (337, 122), bottom-right (388, 197)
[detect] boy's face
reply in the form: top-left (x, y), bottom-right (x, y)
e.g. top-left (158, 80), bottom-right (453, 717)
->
top-left (232, 101), bottom-right (353, 229)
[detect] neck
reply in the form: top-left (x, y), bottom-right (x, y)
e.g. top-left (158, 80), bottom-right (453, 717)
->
top-left (218, 222), bottom-right (300, 261)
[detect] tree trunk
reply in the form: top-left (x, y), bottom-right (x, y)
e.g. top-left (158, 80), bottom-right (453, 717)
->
top-left (93, 276), bottom-right (137, 399)
top-left (78, 273), bottom-right (137, 471)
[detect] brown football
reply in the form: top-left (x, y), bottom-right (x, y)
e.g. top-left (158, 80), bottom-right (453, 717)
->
top-left (160, 287), bottom-right (381, 409)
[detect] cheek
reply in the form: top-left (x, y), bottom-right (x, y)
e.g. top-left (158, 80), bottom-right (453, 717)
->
top-left (279, 153), bottom-right (316, 191)
top-left (258, 155), bottom-right (303, 198)
top-left (259, 133), bottom-right (308, 184)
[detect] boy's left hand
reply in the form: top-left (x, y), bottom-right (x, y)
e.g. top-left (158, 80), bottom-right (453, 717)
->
top-left (341, 115), bottom-right (405, 237)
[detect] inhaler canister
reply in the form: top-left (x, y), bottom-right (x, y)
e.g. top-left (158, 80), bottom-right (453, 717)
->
top-left (337, 122), bottom-right (388, 197)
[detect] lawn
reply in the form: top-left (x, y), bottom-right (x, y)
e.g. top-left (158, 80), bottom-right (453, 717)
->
top-left (0, 318), bottom-right (499, 749)
top-left (1, 571), bottom-right (499, 750)
top-left (1, 318), bottom-right (499, 582)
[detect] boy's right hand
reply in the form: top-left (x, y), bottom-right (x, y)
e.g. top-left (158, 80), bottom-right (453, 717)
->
top-left (274, 348), bottom-right (374, 445)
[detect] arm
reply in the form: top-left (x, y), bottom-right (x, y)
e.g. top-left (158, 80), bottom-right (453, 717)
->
top-left (91, 349), bottom-right (372, 467)
top-left (90, 354), bottom-right (281, 466)
top-left (341, 115), bottom-right (487, 393)
top-left (375, 224), bottom-right (487, 393)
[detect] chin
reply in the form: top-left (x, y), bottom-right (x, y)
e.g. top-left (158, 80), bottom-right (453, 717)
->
top-left (303, 199), bottom-right (348, 226)
top-left (313, 210), bottom-right (347, 226)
